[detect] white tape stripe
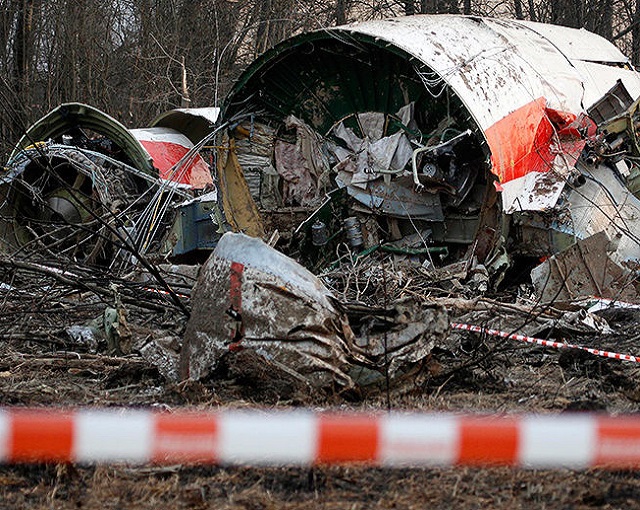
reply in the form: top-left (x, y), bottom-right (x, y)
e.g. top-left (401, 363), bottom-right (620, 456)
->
top-left (74, 410), bottom-right (153, 463)
top-left (520, 415), bottom-right (596, 468)
top-left (379, 414), bottom-right (458, 466)
top-left (217, 411), bottom-right (316, 465)
top-left (0, 410), bottom-right (7, 462)
top-left (451, 322), bottom-right (640, 363)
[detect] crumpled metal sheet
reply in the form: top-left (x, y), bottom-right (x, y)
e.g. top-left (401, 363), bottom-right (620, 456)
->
top-left (331, 103), bottom-right (414, 190)
top-left (180, 232), bottom-right (356, 387)
top-left (180, 232), bottom-right (449, 389)
top-left (347, 301), bottom-right (450, 386)
top-left (531, 231), bottom-right (639, 304)
top-left (565, 163), bottom-right (640, 269)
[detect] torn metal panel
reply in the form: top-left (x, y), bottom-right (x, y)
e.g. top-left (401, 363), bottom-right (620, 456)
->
top-left (531, 231), bottom-right (638, 303)
top-left (566, 163), bottom-right (640, 267)
top-left (131, 127), bottom-right (213, 189)
top-left (586, 80), bottom-right (636, 125)
top-left (484, 100), bottom-right (592, 184)
top-left (335, 16), bottom-right (582, 133)
top-left (511, 20), bottom-right (640, 108)
top-left (139, 337), bottom-right (181, 383)
top-left (577, 62), bottom-right (640, 111)
top-left (500, 171), bottom-right (567, 214)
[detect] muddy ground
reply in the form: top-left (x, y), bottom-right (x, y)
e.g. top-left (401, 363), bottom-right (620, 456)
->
top-left (2, 256), bottom-right (640, 509)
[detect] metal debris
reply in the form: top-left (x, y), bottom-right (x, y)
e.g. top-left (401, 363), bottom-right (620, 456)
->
top-left (0, 103), bottom-right (223, 268)
top-left (216, 15), bottom-right (640, 306)
top-left (531, 231), bottom-right (639, 304)
top-left (180, 232), bottom-right (448, 390)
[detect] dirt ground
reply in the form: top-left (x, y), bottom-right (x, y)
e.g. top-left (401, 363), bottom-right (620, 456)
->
top-left (2, 257), bottom-right (640, 509)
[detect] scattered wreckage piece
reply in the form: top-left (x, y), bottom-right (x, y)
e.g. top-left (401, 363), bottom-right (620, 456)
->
top-left (180, 232), bottom-right (449, 391)
top-left (531, 231), bottom-right (639, 304)
top-left (0, 103), bottom-right (222, 267)
top-left (180, 232), bottom-right (357, 388)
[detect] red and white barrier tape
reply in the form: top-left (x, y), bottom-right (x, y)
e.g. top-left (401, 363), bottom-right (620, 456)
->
top-left (2, 409), bottom-right (640, 468)
top-left (451, 322), bottom-right (640, 363)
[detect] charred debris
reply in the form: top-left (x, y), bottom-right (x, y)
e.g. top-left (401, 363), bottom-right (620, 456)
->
top-left (3, 15), bottom-right (640, 395)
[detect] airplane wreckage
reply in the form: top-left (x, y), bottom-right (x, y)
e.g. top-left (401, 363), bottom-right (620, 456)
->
top-left (3, 15), bottom-right (640, 388)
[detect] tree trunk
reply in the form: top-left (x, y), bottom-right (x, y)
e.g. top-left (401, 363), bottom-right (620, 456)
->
top-left (514, 0), bottom-right (524, 19)
top-left (552, 0), bottom-right (583, 28)
top-left (336, 0), bottom-right (347, 24)
top-left (11, 0), bottom-right (35, 132)
top-left (404, 0), bottom-right (416, 15)
top-left (528, 0), bottom-right (537, 21)
top-left (597, 0), bottom-right (613, 39)
top-left (420, 0), bottom-right (437, 13)
top-left (441, 0), bottom-right (459, 14)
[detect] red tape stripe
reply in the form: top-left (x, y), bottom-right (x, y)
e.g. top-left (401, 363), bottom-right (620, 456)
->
top-left (9, 410), bottom-right (74, 462)
top-left (229, 262), bottom-right (244, 312)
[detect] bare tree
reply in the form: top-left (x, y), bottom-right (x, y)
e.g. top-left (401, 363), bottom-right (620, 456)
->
top-left (0, 0), bottom-right (638, 160)
top-left (528, 0), bottom-right (537, 21)
top-left (336, 0), bottom-right (349, 23)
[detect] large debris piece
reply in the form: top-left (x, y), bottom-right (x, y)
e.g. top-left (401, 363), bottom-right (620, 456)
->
top-left (531, 231), bottom-right (639, 303)
top-left (180, 232), bottom-right (448, 390)
top-left (0, 103), bottom-right (222, 267)
top-left (181, 232), bottom-right (354, 387)
top-left (216, 15), bottom-right (640, 302)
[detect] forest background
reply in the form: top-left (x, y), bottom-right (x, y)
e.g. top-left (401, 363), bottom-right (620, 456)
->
top-left (0, 0), bottom-right (637, 159)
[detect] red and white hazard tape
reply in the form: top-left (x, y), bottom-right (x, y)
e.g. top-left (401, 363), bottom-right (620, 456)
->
top-left (451, 322), bottom-right (640, 363)
top-left (2, 409), bottom-right (640, 468)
